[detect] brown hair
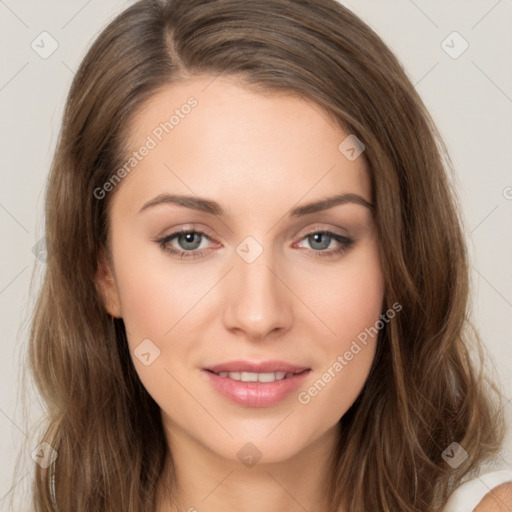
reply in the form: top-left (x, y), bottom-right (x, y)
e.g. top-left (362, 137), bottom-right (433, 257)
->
top-left (13, 0), bottom-right (506, 510)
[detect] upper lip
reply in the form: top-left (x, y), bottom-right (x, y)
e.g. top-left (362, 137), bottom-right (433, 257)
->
top-left (204, 360), bottom-right (311, 374)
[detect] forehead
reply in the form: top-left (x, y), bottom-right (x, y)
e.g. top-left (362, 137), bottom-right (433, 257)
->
top-left (114, 75), bottom-right (371, 217)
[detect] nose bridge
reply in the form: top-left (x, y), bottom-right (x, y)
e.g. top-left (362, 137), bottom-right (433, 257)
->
top-left (222, 235), bottom-right (292, 338)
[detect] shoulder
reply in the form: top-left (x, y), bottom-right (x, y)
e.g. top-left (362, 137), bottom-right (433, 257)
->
top-left (442, 469), bottom-right (512, 512)
top-left (473, 482), bottom-right (512, 511)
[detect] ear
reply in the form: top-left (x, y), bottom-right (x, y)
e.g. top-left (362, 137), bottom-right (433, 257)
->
top-left (95, 251), bottom-right (122, 318)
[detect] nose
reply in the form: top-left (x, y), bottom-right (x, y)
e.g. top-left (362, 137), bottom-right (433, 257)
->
top-left (221, 245), bottom-right (293, 341)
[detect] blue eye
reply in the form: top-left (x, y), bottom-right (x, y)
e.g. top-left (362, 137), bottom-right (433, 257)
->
top-left (157, 229), bottom-right (212, 259)
top-left (156, 229), bottom-right (354, 260)
top-left (298, 231), bottom-right (354, 259)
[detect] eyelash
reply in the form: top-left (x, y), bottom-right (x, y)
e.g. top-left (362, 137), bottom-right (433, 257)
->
top-left (156, 228), bottom-right (355, 260)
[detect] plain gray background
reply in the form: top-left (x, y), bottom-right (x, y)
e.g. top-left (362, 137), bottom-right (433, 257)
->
top-left (1, 0), bottom-right (511, 509)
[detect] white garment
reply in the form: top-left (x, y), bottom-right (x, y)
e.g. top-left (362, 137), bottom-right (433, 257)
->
top-left (442, 469), bottom-right (512, 511)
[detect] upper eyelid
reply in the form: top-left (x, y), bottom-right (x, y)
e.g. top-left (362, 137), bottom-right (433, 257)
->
top-left (160, 228), bottom-right (213, 243)
top-left (159, 226), bottom-right (351, 246)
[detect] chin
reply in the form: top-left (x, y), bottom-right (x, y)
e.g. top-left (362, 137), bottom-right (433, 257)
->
top-left (201, 429), bottom-right (312, 468)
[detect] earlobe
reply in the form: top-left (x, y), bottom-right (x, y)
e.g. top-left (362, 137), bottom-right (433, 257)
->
top-left (95, 252), bottom-right (122, 318)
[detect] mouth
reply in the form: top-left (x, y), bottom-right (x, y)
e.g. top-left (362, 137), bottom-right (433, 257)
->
top-left (204, 368), bottom-right (309, 383)
top-left (201, 361), bottom-right (312, 407)
top-left (203, 360), bottom-right (311, 380)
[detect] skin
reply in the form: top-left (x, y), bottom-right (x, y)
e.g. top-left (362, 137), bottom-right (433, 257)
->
top-left (474, 482), bottom-right (512, 511)
top-left (96, 75), bottom-right (385, 512)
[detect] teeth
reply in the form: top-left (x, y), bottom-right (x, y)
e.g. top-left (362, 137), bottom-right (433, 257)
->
top-left (215, 371), bottom-right (289, 382)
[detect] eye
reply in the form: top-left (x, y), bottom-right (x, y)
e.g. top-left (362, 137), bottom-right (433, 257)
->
top-left (295, 230), bottom-right (355, 259)
top-left (156, 228), bottom-right (213, 259)
top-left (155, 228), bottom-right (355, 260)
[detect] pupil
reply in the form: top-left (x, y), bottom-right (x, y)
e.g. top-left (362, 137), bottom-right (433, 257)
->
top-left (310, 233), bottom-right (330, 250)
top-left (179, 232), bottom-right (200, 250)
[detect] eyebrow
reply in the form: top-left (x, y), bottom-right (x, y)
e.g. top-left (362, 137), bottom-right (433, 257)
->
top-left (138, 192), bottom-right (373, 217)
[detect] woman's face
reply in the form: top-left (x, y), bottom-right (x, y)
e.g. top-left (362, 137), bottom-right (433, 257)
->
top-left (97, 75), bottom-right (384, 465)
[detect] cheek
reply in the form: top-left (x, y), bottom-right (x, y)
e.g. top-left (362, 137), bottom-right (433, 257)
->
top-left (112, 251), bottom-right (197, 407)
top-left (299, 243), bottom-right (384, 346)
top-left (116, 270), bottom-right (174, 343)
top-left (110, 217), bottom-right (214, 344)
top-left (294, 245), bottom-right (384, 412)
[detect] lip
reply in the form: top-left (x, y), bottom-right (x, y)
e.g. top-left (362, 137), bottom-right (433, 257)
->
top-left (204, 360), bottom-right (310, 374)
top-left (202, 362), bottom-right (312, 408)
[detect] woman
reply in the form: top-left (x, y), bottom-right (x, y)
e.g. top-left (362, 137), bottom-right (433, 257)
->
top-left (21, 0), bottom-right (512, 510)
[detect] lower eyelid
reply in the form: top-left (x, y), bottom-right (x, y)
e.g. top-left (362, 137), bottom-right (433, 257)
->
top-left (157, 230), bottom-right (353, 257)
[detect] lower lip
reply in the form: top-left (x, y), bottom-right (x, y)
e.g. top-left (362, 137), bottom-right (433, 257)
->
top-left (202, 369), bottom-right (311, 407)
